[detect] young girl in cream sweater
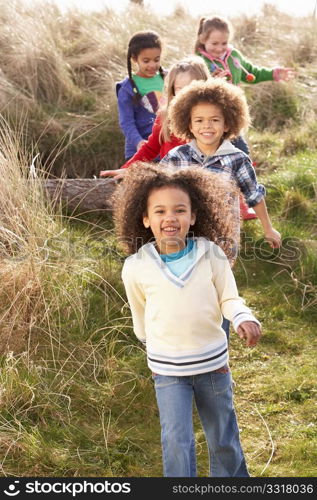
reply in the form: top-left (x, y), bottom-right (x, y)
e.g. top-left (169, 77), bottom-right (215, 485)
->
top-left (112, 162), bottom-right (261, 477)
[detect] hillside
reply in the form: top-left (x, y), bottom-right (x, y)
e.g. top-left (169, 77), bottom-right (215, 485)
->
top-left (0, 0), bottom-right (316, 478)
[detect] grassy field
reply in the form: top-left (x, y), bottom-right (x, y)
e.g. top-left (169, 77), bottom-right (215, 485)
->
top-left (0, 0), bottom-right (316, 478)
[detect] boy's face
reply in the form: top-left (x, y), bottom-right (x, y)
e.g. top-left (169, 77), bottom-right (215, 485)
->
top-left (143, 186), bottom-right (196, 254)
top-left (189, 102), bottom-right (228, 156)
top-left (204, 29), bottom-right (229, 59)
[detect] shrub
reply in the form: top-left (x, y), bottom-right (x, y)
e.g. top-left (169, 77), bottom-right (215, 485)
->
top-left (281, 190), bottom-right (312, 220)
top-left (246, 82), bottom-right (300, 131)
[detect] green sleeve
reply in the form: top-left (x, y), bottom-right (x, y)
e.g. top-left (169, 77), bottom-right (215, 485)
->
top-left (232, 49), bottom-right (274, 84)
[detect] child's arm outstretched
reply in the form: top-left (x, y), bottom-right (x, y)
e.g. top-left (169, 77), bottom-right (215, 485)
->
top-left (252, 199), bottom-right (281, 248)
top-left (234, 155), bottom-right (281, 248)
top-left (229, 49), bottom-right (295, 85)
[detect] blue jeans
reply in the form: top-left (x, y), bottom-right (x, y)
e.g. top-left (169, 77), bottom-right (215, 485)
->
top-left (153, 371), bottom-right (249, 477)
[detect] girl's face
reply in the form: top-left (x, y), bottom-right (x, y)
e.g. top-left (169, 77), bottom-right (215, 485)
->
top-left (203, 29), bottom-right (229, 59)
top-left (189, 102), bottom-right (228, 156)
top-left (133, 47), bottom-right (161, 78)
top-left (173, 71), bottom-right (195, 95)
top-left (143, 186), bottom-right (196, 254)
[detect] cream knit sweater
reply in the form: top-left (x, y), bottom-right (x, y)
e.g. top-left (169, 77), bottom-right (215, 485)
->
top-left (122, 238), bottom-right (260, 376)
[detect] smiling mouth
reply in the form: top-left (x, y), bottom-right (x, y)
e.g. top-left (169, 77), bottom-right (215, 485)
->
top-left (162, 227), bottom-right (179, 233)
top-left (200, 132), bottom-right (214, 137)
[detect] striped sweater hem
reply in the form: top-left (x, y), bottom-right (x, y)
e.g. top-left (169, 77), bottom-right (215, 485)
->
top-left (147, 342), bottom-right (228, 376)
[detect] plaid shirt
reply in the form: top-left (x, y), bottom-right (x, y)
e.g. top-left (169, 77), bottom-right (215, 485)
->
top-left (160, 140), bottom-right (265, 207)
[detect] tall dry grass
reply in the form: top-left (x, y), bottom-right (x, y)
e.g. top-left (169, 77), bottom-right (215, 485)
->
top-left (0, 115), bottom-right (61, 352)
top-left (0, 113), bottom-right (125, 355)
top-left (0, 116), bottom-right (137, 474)
top-left (0, 1), bottom-right (315, 175)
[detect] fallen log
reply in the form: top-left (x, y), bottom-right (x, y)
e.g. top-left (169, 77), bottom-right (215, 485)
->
top-left (42, 178), bottom-right (117, 212)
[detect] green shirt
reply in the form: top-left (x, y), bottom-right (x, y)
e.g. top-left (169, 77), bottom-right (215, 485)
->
top-left (132, 73), bottom-right (163, 97)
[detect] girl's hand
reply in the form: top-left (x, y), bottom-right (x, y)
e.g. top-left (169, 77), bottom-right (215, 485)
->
top-left (264, 227), bottom-right (282, 248)
top-left (212, 68), bottom-right (231, 79)
top-left (99, 169), bottom-right (126, 179)
top-left (273, 67), bottom-right (296, 82)
top-left (237, 321), bottom-right (262, 347)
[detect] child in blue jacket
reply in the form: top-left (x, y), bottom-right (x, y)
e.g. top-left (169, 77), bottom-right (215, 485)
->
top-left (117, 31), bottom-right (165, 159)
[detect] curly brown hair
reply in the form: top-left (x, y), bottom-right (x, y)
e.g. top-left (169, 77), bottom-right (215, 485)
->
top-left (168, 78), bottom-right (250, 141)
top-left (112, 162), bottom-right (240, 264)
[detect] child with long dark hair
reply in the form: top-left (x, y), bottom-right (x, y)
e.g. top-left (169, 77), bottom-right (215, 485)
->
top-left (113, 162), bottom-right (261, 477)
top-left (117, 30), bottom-right (165, 160)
